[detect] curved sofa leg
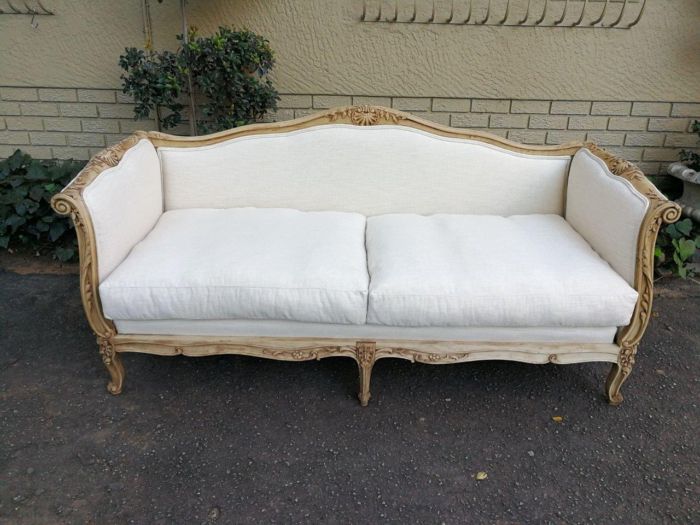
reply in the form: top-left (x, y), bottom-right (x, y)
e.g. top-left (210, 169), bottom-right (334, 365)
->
top-left (98, 337), bottom-right (124, 395)
top-left (356, 341), bottom-right (376, 407)
top-left (606, 343), bottom-right (637, 406)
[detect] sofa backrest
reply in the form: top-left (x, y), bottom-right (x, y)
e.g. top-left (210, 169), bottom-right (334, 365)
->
top-left (157, 125), bottom-right (573, 216)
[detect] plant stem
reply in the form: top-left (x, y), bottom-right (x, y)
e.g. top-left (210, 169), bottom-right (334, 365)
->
top-left (181, 0), bottom-right (197, 136)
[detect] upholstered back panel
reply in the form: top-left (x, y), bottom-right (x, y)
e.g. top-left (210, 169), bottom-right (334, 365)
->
top-left (565, 149), bottom-right (649, 285)
top-left (158, 125), bottom-right (572, 216)
top-left (83, 139), bottom-right (163, 282)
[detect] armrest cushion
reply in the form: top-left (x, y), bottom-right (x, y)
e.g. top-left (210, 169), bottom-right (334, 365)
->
top-left (82, 139), bottom-right (163, 281)
top-left (565, 148), bottom-right (649, 286)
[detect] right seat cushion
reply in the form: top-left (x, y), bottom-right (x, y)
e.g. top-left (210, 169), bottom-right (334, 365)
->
top-left (366, 214), bottom-right (638, 327)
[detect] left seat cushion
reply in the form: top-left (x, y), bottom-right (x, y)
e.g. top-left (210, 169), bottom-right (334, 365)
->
top-left (99, 208), bottom-right (369, 324)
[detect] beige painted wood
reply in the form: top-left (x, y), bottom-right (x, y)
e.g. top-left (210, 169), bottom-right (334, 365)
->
top-left (50, 105), bottom-right (681, 406)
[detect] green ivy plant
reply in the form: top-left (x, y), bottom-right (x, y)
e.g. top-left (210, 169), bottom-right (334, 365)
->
top-left (119, 27), bottom-right (279, 134)
top-left (655, 218), bottom-right (699, 279)
top-left (0, 150), bottom-right (83, 262)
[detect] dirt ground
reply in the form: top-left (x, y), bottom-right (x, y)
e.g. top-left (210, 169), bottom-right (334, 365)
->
top-left (0, 263), bottom-right (698, 524)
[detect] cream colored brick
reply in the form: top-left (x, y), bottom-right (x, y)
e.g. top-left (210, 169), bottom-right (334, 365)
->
top-left (77, 89), bottom-right (117, 103)
top-left (546, 131), bottom-right (587, 144)
top-left (68, 133), bottom-right (105, 147)
top-left (528, 115), bottom-right (567, 129)
top-left (97, 104), bottom-right (136, 118)
top-left (636, 162), bottom-right (662, 175)
top-left (0, 118), bottom-right (5, 130)
top-left (312, 95), bottom-right (351, 109)
top-left (631, 102), bottom-right (671, 116)
top-left (586, 132), bottom-right (625, 146)
top-left (0, 145), bottom-right (18, 158)
top-left (20, 102), bottom-right (59, 116)
top-left (671, 103), bottom-right (700, 117)
top-left (0, 102), bottom-right (21, 115)
top-left (278, 94), bottom-right (313, 108)
top-left (392, 98), bottom-right (430, 111)
top-left (590, 102), bottom-right (631, 115)
top-left (51, 147), bottom-right (91, 161)
top-left (44, 118), bottom-right (82, 132)
top-left (608, 117), bottom-right (648, 131)
top-left (259, 109), bottom-right (295, 123)
top-left (119, 119), bottom-right (158, 133)
top-left (30, 131), bottom-right (67, 146)
top-left (1, 87), bottom-right (38, 101)
top-left (471, 99), bottom-right (509, 113)
top-left (38, 88), bottom-right (77, 102)
top-left (104, 133), bottom-right (131, 144)
top-left (568, 116), bottom-right (608, 130)
top-left (115, 92), bottom-right (134, 104)
top-left (451, 113), bottom-right (489, 128)
top-left (81, 119), bottom-right (120, 133)
top-left (0, 130), bottom-right (29, 144)
top-left (352, 96), bottom-right (391, 107)
top-left (489, 114), bottom-right (528, 128)
top-left (60, 103), bottom-right (97, 117)
top-left (411, 112), bottom-right (450, 126)
top-left (16, 146), bottom-right (52, 158)
top-left (508, 130), bottom-right (546, 144)
top-left (432, 98), bottom-right (470, 112)
top-left (642, 148), bottom-right (682, 162)
top-left (294, 109), bottom-right (316, 119)
top-left (482, 129), bottom-right (508, 138)
top-left (510, 100), bottom-right (550, 114)
top-left (624, 133), bottom-right (664, 147)
top-left (664, 133), bottom-right (699, 148)
top-left (5, 116), bottom-right (43, 130)
top-left (648, 118), bottom-right (691, 132)
top-left (550, 101), bottom-right (590, 115)
top-left (603, 147), bottom-right (643, 161)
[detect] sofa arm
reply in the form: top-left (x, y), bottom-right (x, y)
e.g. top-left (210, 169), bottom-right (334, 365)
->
top-left (565, 144), bottom-right (681, 351)
top-left (51, 134), bottom-right (163, 338)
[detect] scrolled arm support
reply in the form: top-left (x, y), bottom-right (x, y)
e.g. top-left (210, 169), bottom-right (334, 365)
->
top-left (584, 143), bottom-right (681, 404)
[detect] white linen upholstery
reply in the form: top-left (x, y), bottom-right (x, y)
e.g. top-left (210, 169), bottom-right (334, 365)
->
top-left (83, 139), bottom-right (162, 281)
top-left (113, 319), bottom-right (618, 343)
top-left (366, 214), bottom-right (638, 327)
top-left (99, 208), bottom-right (369, 324)
top-left (565, 148), bottom-right (649, 285)
top-left (158, 125), bottom-right (572, 216)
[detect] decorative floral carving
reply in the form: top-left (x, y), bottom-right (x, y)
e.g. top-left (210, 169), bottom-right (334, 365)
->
top-left (356, 342), bottom-right (376, 366)
top-left (328, 105), bottom-right (402, 126)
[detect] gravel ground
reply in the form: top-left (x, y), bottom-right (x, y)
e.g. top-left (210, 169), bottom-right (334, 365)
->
top-left (1, 270), bottom-right (698, 524)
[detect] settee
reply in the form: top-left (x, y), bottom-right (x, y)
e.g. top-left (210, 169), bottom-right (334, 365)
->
top-left (51, 105), bottom-right (680, 406)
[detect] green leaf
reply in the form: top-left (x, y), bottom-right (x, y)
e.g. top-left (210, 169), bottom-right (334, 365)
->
top-left (0, 236), bottom-right (9, 249)
top-left (675, 218), bottom-right (694, 237)
top-left (48, 222), bottom-right (66, 242)
top-left (54, 246), bottom-right (75, 262)
top-left (676, 238), bottom-right (697, 261)
top-left (26, 161), bottom-right (48, 181)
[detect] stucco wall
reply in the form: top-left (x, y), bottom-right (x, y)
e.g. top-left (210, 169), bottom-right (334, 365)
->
top-left (0, 0), bottom-right (698, 173)
top-left (1, 0), bottom-right (699, 100)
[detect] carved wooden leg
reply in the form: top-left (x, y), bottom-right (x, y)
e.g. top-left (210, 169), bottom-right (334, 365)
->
top-left (98, 337), bottom-right (124, 395)
top-left (356, 341), bottom-right (376, 407)
top-left (606, 343), bottom-right (637, 406)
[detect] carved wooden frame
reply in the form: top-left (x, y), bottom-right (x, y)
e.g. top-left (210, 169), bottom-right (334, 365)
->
top-left (51, 105), bottom-right (680, 406)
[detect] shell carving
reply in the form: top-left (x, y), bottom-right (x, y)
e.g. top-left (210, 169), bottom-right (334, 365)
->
top-left (329, 105), bottom-right (402, 126)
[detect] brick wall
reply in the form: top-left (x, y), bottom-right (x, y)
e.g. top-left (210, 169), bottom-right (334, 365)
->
top-left (1, 87), bottom-right (698, 179)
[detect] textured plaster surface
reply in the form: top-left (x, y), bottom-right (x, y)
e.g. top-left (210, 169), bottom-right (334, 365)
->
top-left (0, 0), bottom-right (698, 101)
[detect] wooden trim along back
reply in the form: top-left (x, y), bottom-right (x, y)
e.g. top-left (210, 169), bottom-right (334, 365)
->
top-left (50, 105), bottom-right (680, 406)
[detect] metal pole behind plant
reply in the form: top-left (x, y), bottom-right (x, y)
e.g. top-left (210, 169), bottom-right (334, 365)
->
top-left (181, 0), bottom-right (197, 135)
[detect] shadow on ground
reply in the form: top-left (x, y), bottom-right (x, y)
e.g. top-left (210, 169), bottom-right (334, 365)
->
top-left (1, 270), bottom-right (698, 523)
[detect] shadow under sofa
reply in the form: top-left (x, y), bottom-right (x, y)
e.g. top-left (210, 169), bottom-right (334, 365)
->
top-left (51, 105), bottom-right (680, 406)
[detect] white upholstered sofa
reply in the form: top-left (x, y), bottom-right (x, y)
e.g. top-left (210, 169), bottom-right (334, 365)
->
top-left (52, 105), bottom-right (680, 406)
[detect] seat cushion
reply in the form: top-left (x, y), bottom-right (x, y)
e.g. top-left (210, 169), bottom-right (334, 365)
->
top-left (100, 208), bottom-right (369, 324)
top-left (366, 214), bottom-right (638, 327)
